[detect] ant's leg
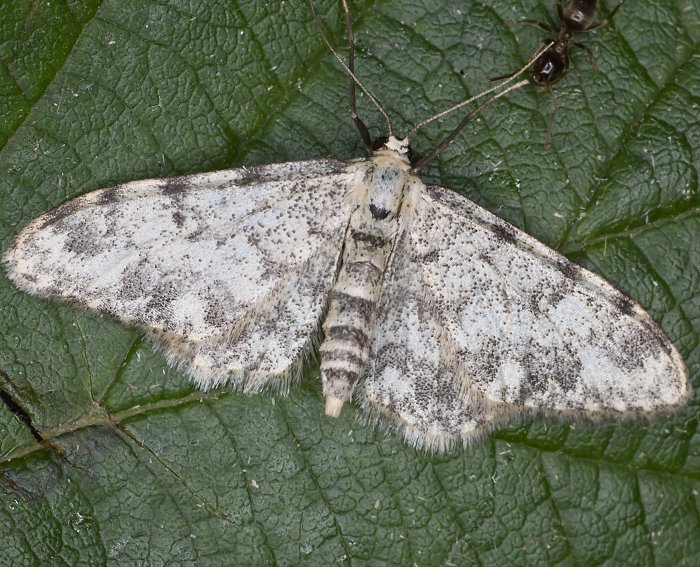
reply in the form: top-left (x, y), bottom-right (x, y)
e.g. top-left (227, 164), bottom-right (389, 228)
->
top-left (488, 69), bottom-right (518, 82)
top-left (488, 40), bottom-right (551, 82)
top-left (544, 86), bottom-right (559, 147)
top-left (573, 41), bottom-right (596, 68)
top-left (517, 18), bottom-right (558, 35)
top-left (586, 0), bottom-right (626, 31)
top-left (607, 0), bottom-right (627, 20)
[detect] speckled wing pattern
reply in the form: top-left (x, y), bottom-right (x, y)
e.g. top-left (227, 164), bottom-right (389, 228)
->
top-left (4, 159), bottom-right (353, 392)
top-left (360, 183), bottom-right (688, 451)
top-left (359, 231), bottom-right (492, 453)
top-left (4, 154), bottom-right (690, 453)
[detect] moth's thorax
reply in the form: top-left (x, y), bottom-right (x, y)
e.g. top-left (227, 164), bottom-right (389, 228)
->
top-left (349, 148), bottom-right (421, 224)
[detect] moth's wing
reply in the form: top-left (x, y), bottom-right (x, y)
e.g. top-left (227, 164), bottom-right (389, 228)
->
top-left (406, 184), bottom-right (689, 417)
top-left (4, 159), bottom-right (353, 389)
top-left (357, 232), bottom-right (492, 453)
top-left (146, 233), bottom-right (344, 392)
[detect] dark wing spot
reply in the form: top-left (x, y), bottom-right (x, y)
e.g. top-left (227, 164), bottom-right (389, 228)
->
top-left (529, 289), bottom-right (544, 315)
top-left (472, 338), bottom-right (502, 380)
top-left (21, 272), bottom-right (38, 284)
top-left (546, 279), bottom-right (574, 308)
top-left (38, 200), bottom-right (81, 230)
top-left (186, 227), bottom-right (205, 242)
top-left (63, 219), bottom-right (94, 254)
top-left (629, 317), bottom-right (670, 360)
top-left (418, 249), bottom-right (440, 264)
top-left (172, 211), bottom-right (186, 228)
top-left (488, 222), bottom-right (517, 245)
top-left (96, 185), bottom-right (123, 206)
top-left (161, 176), bottom-right (190, 196)
top-left (550, 361), bottom-right (581, 393)
top-left (521, 346), bottom-right (582, 404)
top-left (203, 290), bottom-right (229, 329)
top-left (555, 258), bottom-right (582, 281)
top-left (236, 166), bottom-right (264, 187)
top-left (478, 251), bottom-right (493, 266)
top-left (611, 293), bottom-right (635, 316)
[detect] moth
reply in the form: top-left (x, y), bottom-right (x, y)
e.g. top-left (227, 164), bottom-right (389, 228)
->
top-left (3, 2), bottom-right (689, 453)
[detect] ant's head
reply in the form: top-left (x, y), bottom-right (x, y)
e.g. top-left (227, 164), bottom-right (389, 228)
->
top-left (561, 0), bottom-right (598, 31)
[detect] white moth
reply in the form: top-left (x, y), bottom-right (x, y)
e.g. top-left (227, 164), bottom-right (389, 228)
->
top-left (3, 4), bottom-right (690, 453)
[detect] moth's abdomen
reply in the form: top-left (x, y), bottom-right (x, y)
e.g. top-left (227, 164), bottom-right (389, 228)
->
top-left (321, 228), bottom-right (395, 417)
top-left (321, 152), bottom-right (413, 417)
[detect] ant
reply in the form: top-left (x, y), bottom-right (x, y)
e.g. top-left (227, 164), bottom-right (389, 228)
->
top-left (494, 0), bottom-right (625, 144)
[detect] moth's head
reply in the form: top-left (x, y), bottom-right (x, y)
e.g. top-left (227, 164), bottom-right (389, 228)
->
top-left (372, 136), bottom-right (413, 163)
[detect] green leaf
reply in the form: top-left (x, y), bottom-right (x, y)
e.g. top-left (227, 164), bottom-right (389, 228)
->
top-left (1, 0), bottom-right (698, 565)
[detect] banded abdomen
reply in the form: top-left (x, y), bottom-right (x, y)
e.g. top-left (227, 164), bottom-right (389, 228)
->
top-left (321, 227), bottom-right (395, 416)
top-left (321, 149), bottom-right (416, 416)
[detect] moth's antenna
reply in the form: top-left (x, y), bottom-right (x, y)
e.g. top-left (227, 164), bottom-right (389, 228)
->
top-left (341, 0), bottom-right (373, 154)
top-left (408, 42), bottom-right (553, 174)
top-left (410, 79), bottom-right (528, 174)
top-left (406, 41), bottom-right (551, 142)
top-left (308, 0), bottom-right (394, 145)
